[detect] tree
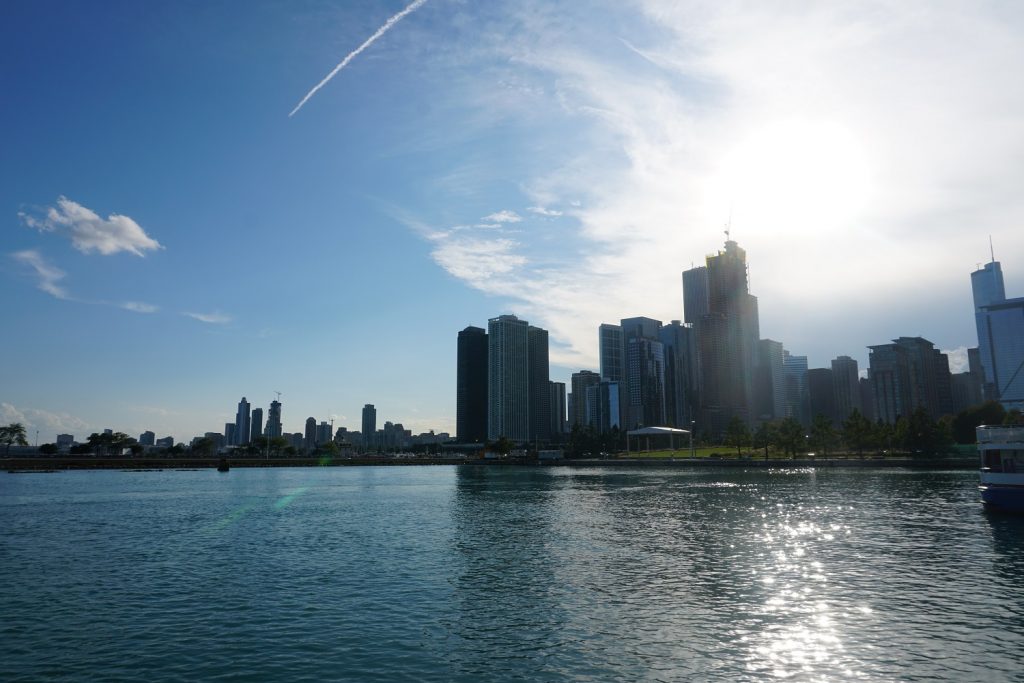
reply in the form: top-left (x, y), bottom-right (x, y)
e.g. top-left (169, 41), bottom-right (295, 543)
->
top-left (809, 414), bottom-right (837, 456)
top-left (493, 436), bottom-right (514, 456)
top-left (753, 422), bottom-right (775, 460)
top-left (38, 443), bottom-right (59, 456)
top-left (1004, 409), bottom-right (1024, 426)
top-left (1, 423), bottom-right (30, 456)
top-left (899, 407), bottom-right (950, 454)
top-left (951, 401), bottom-right (1006, 443)
top-left (774, 418), bottom-right (805, 458)
top-left (191, 437), bottom-right (215, 457)
top-left (724, 416), bottom-right (751, 457)
top-left (842, 409), bottom-right (873, 457)
top-left (874, 420), bottom-right (895, 454)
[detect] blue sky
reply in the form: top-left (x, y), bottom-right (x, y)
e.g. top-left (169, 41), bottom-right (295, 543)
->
top-left (3, 0), bottom-right (1024, 443)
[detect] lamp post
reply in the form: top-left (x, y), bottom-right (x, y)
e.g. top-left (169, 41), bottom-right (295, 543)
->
top-left (690, 420), bottom-right (695, 458)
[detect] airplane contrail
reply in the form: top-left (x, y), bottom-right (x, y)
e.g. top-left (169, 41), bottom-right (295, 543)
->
top-left (289, 0), bottom-right (429, 117)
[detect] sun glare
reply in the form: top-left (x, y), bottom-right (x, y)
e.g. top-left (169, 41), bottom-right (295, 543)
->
top-left (708, 119), bottom-right (874, 237)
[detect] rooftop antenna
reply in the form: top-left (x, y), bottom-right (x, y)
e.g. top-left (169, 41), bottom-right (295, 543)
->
top-left (274, 391), bottom-right (282, 402)
top-left (990, 235), bottom-right (996, 263)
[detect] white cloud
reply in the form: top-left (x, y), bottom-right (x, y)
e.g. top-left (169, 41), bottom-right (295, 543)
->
top-left (419, 1), bottom-right (1024, 368)
top-left (21, 196), bottom-right (163, 257)
top-left (12, 250), bottom-right (69, 300)
top-left (943, 346), bottom-right (970, 374)
top-left (121, 301), bottom-right (159, 314)
top-left (184, 311), bottom-right (232, 324)
top-left (481, 210), bottom-right (522, 224)
top-left (1, 402), bottom-right (89, 436)
top-left (527, 206), bottom-right (563, 217)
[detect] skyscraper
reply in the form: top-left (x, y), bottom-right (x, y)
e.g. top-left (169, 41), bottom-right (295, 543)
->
top-left (972, 258), bottom-right (1024, 409)
top-left (549, 381), bottom-right (567, 436)
top-left (621, 317), bottom-right (666, 429)
top-left (457, 326), bottom-right (488, 443)
top-left (304, 417), bottom-right (317, 451)
top-left (754, 339), bottom-right (786, 422)
top-left (807, 368), bottom-right (836, 425)
top-left (868, 337), bottom-right (953, 423)
top-left (266, 400), bottom-right (283, 438)
top-left (362, 404), bottom-right (377, 447)
top-left (528, 325), bottom-right (551, 443)
top-left (684, 238), bottom-right (760, 436)
top-left (570, 370), bottom-right (601, 428)
top-left (487, 315), bottom-right (530, 442)
top-left (659, 320), bottom-right (697, 428)
top-left (586, 380), bottom-right (621, 433)
top-left (783, 351), bottom-right (810, 427)
top-left (250, 408), bottom-right (264, 442)
top-left (235, 397), bottom-right (251, 446)
top-left (599, 323), bottom-right (624, 382)
top-left (831, 356), bottom-right (861, 422)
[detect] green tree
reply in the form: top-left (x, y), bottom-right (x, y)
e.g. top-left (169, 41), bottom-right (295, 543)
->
top-left (1, 423), bottom-right (29, 456)
top-left (191, 437), bottom-right (215, 456)
top-left (1004, 409), bottom-right (1024, 425)
top-left (842, 409), bottom-right (873, 457)
top-left (38, 442), bottom-right (59, 456)
top-left (492, 436), bottom-right (514, 456)
top-left (951, 401), bottom-right (1006, 443)
top-left (753, 422), bottom-right (775, 460)
top-left (874, 420), bottom-right (895, 454)
top-left (774, 417), bottom-right (805, 457)
top-left (809, 414), bottom-right (837, 456)
top-left (724, 416), bottom-right (751, 457)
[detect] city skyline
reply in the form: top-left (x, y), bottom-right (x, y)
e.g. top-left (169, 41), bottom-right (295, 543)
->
top-left (4, 1), bottom-right (1024, 442)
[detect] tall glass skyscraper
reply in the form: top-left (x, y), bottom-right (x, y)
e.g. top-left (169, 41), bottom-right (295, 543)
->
top-left (235, 397), bottom-right (251, 446)
top-left (456, 326), bottom-right (488, 443)
top-left (972, 259), bottom-right (1024, 408)
top-left (487, 315), bottom-right (531, 442)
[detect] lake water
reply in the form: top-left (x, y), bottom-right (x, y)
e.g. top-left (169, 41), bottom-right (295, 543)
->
top-left (2, 465), bottom-right (1023, 681)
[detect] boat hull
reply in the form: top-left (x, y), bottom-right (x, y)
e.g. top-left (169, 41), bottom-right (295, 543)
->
top-left (980, 484), bottom-right (1024, 512)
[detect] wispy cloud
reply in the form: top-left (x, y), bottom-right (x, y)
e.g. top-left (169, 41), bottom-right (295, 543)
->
top-left (527, 206), bottom-right (563, 217)
top-left (289, 0), bottom-right (429, 117)
top-left (418, 1), bottom-right (1024, 368)
top-left (431, 237), bottom-right (527, 285)
top-left (121, 301), bottom-right (159, 314)
top-left (184, 311), bottom-right (232, 325)
top-left (482, 210), bottom-right (522, 224)
top-left (1, 401), bottom-right (89, 436)
top-left (12, 250), bottom-right (69, 300)
top-left (20, 196), bottom-right (163, 257)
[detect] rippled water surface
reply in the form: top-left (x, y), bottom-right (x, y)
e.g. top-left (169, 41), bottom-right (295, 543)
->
top-left (2, 466), bottom-right (1024, 681)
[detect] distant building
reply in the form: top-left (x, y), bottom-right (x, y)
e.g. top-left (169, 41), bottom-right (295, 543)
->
top-left (156, 436), bottom-right (174, 449)
top-left (586, 380), bottom-right (621, 433)
top-left (972, 258), bottom-right (1024, 409)
top-left (139, 431), bottom-right (155, 447)
top-left (621, 316), bottom-right (666, 429)
top-left (317, 421), bottom-right (332, 446)
top-left (549, 381), bottom-right (567, 436)
top-left (456, 326), bottom-right (488, 443)
top-left (235, 397), bottom-right (251, 446)
top-left (487, 315), bottom-right (531, 442)
top-left (362, 404), bottom-right (377, 447)
top-left (570, 370), bottom-right (601, 428)
top-left (266, 400), bottom-right (283, 438)
top-left (831, 356), bottom-right (861, 423)
top-left (859, 377), bottom-right (876, 422)
top-left (304, 417), bottom-right (317, 450)
top-left (528, 325), bottom-right (551, 443)
top-left (599, 323), bottom-right (625, 382)
top-left (754, 339), bottom-right (785, 422)
top-left (807, 368), bottom-right (836, 425)
top-left (783, 351), bottom-right (810, 427)
top-left (250, 408), bottom-right (264, 442)
top-left (659, 320), bottom-right (697, 428)
top-left (224, 423), bottom-right (236, 446)
top-left (869, 336), bottom-right (953, 423)
top-left (56, 433), bottom-right (74, 450)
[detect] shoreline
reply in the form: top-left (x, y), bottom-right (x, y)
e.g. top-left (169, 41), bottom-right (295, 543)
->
top-left (4, 455), bottom-right (977, 472)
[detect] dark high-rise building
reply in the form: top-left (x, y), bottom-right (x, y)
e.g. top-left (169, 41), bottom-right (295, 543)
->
top-left (783, 351), bottom-right (810, 427)
top-left (859, 377), bottom-right (876, 422)
top-left (139, 431), bottom-right (155, 446)
top-left (304, 417), bottom-right (317, 450)
top-left (682, 266), bottom-right (709, 325)
top-left (868, 337), bottom-right (953, 423)
top-left (549, 381), bottom-right (567, 436)
top-left (685, 238), bottom-right (760, 436)
top-left (528, 325), bottom-right (551, 443)
top-left (362, 404), bottom-right (377, 447)
top-left (250, 408), bottom-right (264, 442)
top-left (807, 368), bottom-right (837, 425)
top-left (599, 324), bottom-right (624, 382)
top-left (621, 317), bottom-right (666, 430)
top-left (457, 326), bottom-right (488, 443)
top-left (235, 397), bottom-right (251, 446)
top-left (570, 370), bottom-right (601, 428)
top-left (586, 380), bottom-right (621, 433)
top-left (225, 423), bottom-right (236, 446)
top-left (488, 315), bottom-right (530, 442)
top-left (972, 258), bottom-right (1024, 409)
top-left (659, 320), bottom-right (697, 428)
top-left (266, 400), bottom-right (283, 438)
top-left (754, 339), bottom-right (785, 422)
top-left (831, 356), bottom-right (861, 423)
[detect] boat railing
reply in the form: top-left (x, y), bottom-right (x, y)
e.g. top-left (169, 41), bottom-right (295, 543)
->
top-left (976, 425), bottom-right (1024, 444)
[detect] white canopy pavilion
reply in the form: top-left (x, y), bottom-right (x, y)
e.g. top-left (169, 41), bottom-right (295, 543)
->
top-left (626, 426), bottom-right (691, 455)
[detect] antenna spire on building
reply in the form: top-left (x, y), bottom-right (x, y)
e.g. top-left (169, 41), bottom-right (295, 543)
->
top-left (990, 235), bottom-right (996, 263)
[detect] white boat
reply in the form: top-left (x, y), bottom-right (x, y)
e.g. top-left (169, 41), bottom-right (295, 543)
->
top-left (977, 424), bottom-right (1024, 511)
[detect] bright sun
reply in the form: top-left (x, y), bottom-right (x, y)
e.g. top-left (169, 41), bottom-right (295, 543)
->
top-left (709, 118), bottom-right (874, 237)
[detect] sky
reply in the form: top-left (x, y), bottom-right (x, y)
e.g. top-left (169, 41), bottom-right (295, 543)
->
top-left (3, 0), bottom-right (1024, 444)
